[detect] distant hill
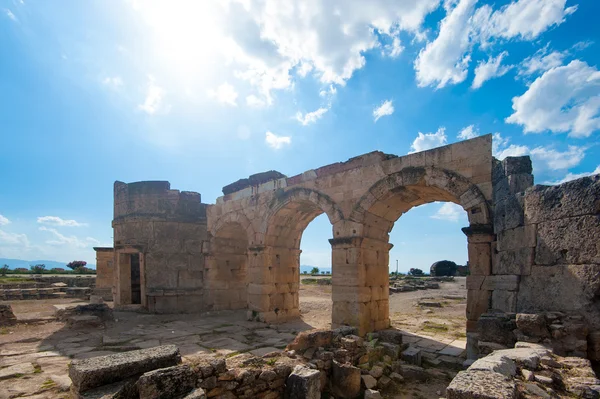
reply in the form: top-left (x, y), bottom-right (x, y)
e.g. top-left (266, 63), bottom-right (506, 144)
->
top-left (300, 265), bottom-right (331, 274)
top-left (0, 258), bottom-right (96, 270)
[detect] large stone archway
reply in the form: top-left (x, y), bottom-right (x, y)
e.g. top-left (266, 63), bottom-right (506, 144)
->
top-left (112, 135), bottom-right (495, 334)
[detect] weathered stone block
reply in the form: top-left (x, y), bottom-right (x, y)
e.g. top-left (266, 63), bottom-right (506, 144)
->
top-left (503, 156), bottom-right (532, 176)
top-left (525, 175), bottom-right (600, 223)
top-left (516, 314), bottom-right (549, 338)
top-left (497, 225), bottom-right (536, 252)
top-left (331, 361), bottom-right (361, 399)
top-left (401, 346), bottom-right (422, 366)
top-left (467, 289), bottom-right (491, 322)
top-left (494, 248), bottom-right (533, 275)
top-left (447, 370), bottom-right (517, 399)
top-left (284, 365), bottom-right (320, 399)
top-left (136, 365), bottom-right (197, 399)
top-left (69, 345), bottom-right (181, 392)
top-left (468, 243), bottom-right (491, 276)
top-left (493, 193), bottom-right (525, 233)
top-left (0, 304), bottom-right (17, 326)
top-left (535, 216), bottom-right (600, 265)
top-left (491, 290), bottom-right (517, 313)
top-left (376, 328), bottom-right (403, 345)
top-left (481, 275), bottom-right (520, 291)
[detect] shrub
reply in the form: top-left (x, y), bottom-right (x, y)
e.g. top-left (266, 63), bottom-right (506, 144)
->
top-left (0, 265), bottom-right (8, 276)
top-left (67, 261), bottom-right (87, 273)
top-left (409, 268), bottom-right (424, 276)
top-left (30, 264), bottom-right (46, 274)
top-left (310, 267), bottom-right (319, 275)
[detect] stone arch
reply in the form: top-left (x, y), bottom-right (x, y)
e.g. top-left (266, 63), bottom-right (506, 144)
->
top-left (211, 211), bottom-right (256, 245)
top-left (205, 219), bottom-right (250, 311)
top-left (349, 166), bottom-right (491, 241)
top-left (261, 187), bottom-right (343, 248)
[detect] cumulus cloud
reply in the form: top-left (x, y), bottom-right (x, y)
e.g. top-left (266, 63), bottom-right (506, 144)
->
top-left (458, 125), bottom-right (479, 140)
top-left (37, 216), bottom-right (86, 227)
top-left (0, 230), bottom-right (28, 246)
top-left (383, 36), bottom-right (404, 58)
top-left (319, 85), bottom-right (337, 98)
top-left (102, 76), bottom-right (123, 89)
top-left (545, 165), bottom-right (600, 185)
top-left (296, 107), bottom-right (329, 125)
top-left (431, 202), bottom-right (465, 222)
top-left (472, 51), bottom-right (511, 89)
top-left (39, 227), bottom-right (96, 248)
top-left (518, 47), bottom-right (566, 77)
top-left (246, 95), bottom-right (267, 108)
top-left (265, 131), bottom-right (291, 150)
top-left (138, 75), bottom-right (167, 115)
top-left (373, 100), bottom-right (394, 122)
top-left (208, 82), bottom-right (238, 106)
top-left (492, 133), bottom-right (586, 171)
top-left (0, 215), bottom-right (10, 226)
top-left (410, 127), bottom-right (447, 153)
top-left (415, 0), bottom-right (476, 89)
top-left (415, 0), bottom-right (575, 88)
top-left (506, 60), bottom-right (600, 138)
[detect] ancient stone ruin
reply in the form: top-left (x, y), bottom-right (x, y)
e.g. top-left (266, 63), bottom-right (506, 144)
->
top-left (86, 134), bottom-right (599, 398)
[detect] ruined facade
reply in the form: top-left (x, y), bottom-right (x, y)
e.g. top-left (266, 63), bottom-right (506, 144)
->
top-left (93, 247), bottom-right (114, 301)
top-left (108, 135), bottom-right (599, 343)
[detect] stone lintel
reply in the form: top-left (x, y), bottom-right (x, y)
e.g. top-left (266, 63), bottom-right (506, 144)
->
top-left (93, 247), bottom-right (114, 252)
top-left (462, 224), bottom-right (494, 238)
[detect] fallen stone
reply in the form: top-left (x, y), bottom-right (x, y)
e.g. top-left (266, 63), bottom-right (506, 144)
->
top-left (0, 304), bottom-right (17, 326)
top-left (380, 342), bottom-right (400, 360)
top-left (390, 372), bottom-right (404, 383)
top-left (369, 365), bottom-right (384, 379)
top-left (377, 329), bottom-right (403, 345)
top-left (534, 374), bottom-right (553, 385)
top-left (516, 314), bottom-right (549, 338)
top-left (67, 315), bottom-right (103, 329)
top-left (401, 365), bottom-right (429, 382)
top-left (361, 374), bottom-right (377, 389)
top-left (418, 300), bottom-right (442, 308)
top-left (377, 375), bottom-right (392, 389)
top-left (332, 361), bottom-right (361, 399)
top-left (74, 377), bottom-right (138, 399)
top-left (136, 365), bottom-right (197, 399)
top-left (69, 344), bottom-right (181, 392)
top-left (446, 370), bottom-right (517, 399)
top-left (364, 389), bottom-right (382, 399)
top-left (182, 388), bottom-right (207, 399)
top-left (56, 303), bottom-right (114, 323)
top-left (523, 383), bottom-right (552, 399)
top-left (284, 365), bottom-right (320, 399)
top-left (468, 354), bottom-right (517, 377)
top-left (521, 369), bottom-right (534, 381)
top-left (492, 347), bottom-right (550, 370)
top-left (287, 329), bottom-right (332, 352)
top-left (401, 346), bottom-right (422, 366)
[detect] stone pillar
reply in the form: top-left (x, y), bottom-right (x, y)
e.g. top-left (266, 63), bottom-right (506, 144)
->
top-left (330, 236), bottom-right (391, 335)
top-left (247, 245), bottom-right (273, 320)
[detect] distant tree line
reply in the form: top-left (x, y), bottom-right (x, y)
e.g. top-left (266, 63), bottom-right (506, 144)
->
top-left (0, 261), bottom-right (96, 276)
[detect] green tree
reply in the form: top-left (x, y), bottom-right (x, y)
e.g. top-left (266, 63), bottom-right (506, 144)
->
top-left (30, 264), bottom-right (46, 274)
top-left (67, 260), bottom-right (87, 274)
top-left (0, 264), bottom-right (9, 276)
top-left (310, 267), bottom-right (319, 275)
top-left (409, 268), bottom-right (424, 276)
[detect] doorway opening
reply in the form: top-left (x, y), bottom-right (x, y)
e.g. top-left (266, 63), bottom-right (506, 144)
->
top-left (130, 253), bottom-right (141, 305)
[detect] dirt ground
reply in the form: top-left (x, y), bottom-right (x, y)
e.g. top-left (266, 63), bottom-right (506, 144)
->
top-left (0, 278), bottom-right (467, 399)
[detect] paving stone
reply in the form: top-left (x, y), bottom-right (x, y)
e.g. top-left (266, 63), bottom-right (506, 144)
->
top-left (249, 347), bottom-right (280, 357)
top-left (0, 363), bottom-right (35, 379)
top-left (438, 344), bottom-right (465, 357)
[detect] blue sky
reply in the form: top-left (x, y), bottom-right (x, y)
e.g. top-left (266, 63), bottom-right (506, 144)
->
top-left (1, 0), bottom-right (598, 272)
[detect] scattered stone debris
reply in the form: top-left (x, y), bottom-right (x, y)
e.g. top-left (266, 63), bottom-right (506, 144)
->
top-left (0, 304), bottom-right (17, 326)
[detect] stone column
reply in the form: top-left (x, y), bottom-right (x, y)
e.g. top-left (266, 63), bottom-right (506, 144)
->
top-left (330, 236), bottom-right (391, 335)
top-left (247, 245), bottom-right (274, 321)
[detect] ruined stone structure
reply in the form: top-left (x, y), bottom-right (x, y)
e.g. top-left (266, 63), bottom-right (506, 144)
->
top-left (107, 134), bottom-right (600, 345)
top-left (93, 247), bottom-right (114, 301)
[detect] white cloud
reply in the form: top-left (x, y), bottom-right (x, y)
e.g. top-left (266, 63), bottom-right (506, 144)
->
top-left (431, 202), bottom-right (464, 222)
top-left (410, 127), bottom-right (447, 153)
top-left (102, 76), bottom-right (123, 89)
top-left (458, 125), bottom-right (479, 140)
top-left (383, 36), bottom-right (404, 58)
top-left (208, 82), bottom-right (238, 106)
top-left (506, 60), bottom-right (600, 138)
top-left (518, 47), bottom-right (566, 77)
top-left (415, 0), bottom-right (476, 89)
top-left (295, 107), bottom-right (329, 126)
top-left (493, 133), bottom-right (586, 171)
top-left (475, 0), bottom-right (577, 43)
top-left (545, 165), bottom-right (600, 185)
top-left (138, 75), bottom-right (167, 115)
top-left (297, 62), bottom-right (314, 78)
top-left (246, 95), bottom-right (267, 108)
top-left (265, 131), bottom-right (291, 150)
top-left (319, 85), bottom-right (337, 98)
top-left (0, 215), bottom-right (10, 226)
top-left (37, 216), bottom-right (86, 227)
top-left (373, 100), bottom-right (394, 122)
top-left (472, 51), bottom-right (511, 89)
top-left (39, 227), bottom-right (95, 248)
top-left (4, 9), bottom-right (17, 21)
top-left (415, 0), bottom-right (575, 88)
top-left (0, 230), bottom-right (28, 246)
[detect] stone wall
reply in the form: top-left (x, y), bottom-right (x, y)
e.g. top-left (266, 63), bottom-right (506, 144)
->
top-left (93, 247), bottom-right (114, 300)
top-left (112, 181), bottom-right (208, 313)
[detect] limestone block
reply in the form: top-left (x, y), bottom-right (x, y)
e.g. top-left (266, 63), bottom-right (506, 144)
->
top-left (494, 248), bottom-right (533, 275)
top-left (401, 346), bottom-right (422, 366)
top-left (497, 225), bottom-right (536, 252)
top-left (491, 290), bottom-right (517, 313)
top-left (467, 289), bottom-right (491, 322)
top-left (136, 365), bottom-right (197, 399)
top-left (468, 243), bottom-right (491, 276)
top-left (525, 175), bottom-right (600, 223)
top-left (247, 294), bottom-right (271, 312)
top-left (503, 156), bottom-right (532, 175)
top-left (493, 193), bottom-right (525, 233)
top-left (248, 283), bottom-right (275, 296)
top-left (517, 265), bottom-right (600, 327)
top-left (331, 361), bottom-right (361, 399)
top-left (481, 275), bottom-right (520, 291)
top-left (466, 275), bottom-right (485, 290)
top-left (69, 345), bottom-right (181, 393)
top-left (332, 286), bottom-right (372, 303)
top-left (446, 370), bottom-right (517, 399)
top-left (284, 365), bottom-right (321, 399)
top-left (507, 173), bottom-right (533, 194)
top-left (516, 314), bottom-right (550, 338)
top-left (535, 216), bottom-right (600, 265)
top-left (468, 354), bottom-right (517, 377)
